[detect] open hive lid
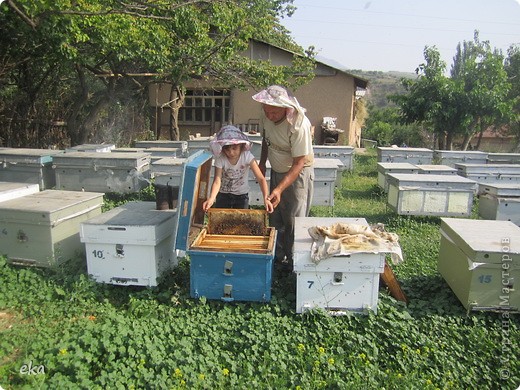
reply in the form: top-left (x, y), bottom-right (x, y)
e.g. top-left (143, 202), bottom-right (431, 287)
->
top-left (175, 151), bottom-right (213, 251)
top-left (440, 218), bottom-right (520, 265)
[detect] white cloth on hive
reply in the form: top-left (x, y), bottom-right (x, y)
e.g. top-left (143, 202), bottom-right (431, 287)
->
top-left (308, 222), bottom-right (403, 264)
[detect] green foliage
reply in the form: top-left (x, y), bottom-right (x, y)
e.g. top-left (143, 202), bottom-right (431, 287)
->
top-left (363, 106), bottom-right (427, 147)
top-left (1, 151), bottom-right (519, 389)
top-left (389, 32), bottom-right (515, 151)
top-left (0, 0), bottom-right (315, 147)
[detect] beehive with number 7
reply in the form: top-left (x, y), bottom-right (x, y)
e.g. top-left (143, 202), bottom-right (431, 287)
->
top-left (175, 152), bottom-right (276, 303)
top-left (437, 218), bottom-right (519, 312)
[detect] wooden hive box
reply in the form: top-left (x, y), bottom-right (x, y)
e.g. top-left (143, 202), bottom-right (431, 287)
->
top-left (0, 148), bottom-right (64, 190)
top-left (386, 173), bottom-right (477, 217)
top-left (0, 181), bottom-right (40, 203)
top-left (65, 143), bottom-right (115, 153)
top-left (52, 151), bottom-right (151, 193)
top-left (80, 201), bottom-right (178, 287)
top-left (377, 162), bottom-right (419, 192)
top-left (377, 147), bottom-right (433, 164)
top-left (293, 217), bottom-right (386, 314)
top-left (175, 152), bottom-right (276, 302)
top-left (438, 218), bottom-right (519, 312)
top-left (433, 150), bottom-right (488, 167)
top-left (313, 145), bottom-right (355, 171)
top-left (0, 190), bottom-right (103, 267)
top-left (478, 183), bottom-right (520, 226)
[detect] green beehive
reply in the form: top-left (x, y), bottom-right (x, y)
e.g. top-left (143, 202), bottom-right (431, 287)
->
top-left (0, 190), bottom-right (103, 267)
top-left (438, 218), bottom-right (519, 312)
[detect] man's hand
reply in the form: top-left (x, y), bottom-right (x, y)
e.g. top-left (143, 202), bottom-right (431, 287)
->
top-left (267, 188), bottom-right (282, 208)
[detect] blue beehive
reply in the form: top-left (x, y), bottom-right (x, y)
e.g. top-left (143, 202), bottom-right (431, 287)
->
top-left (175, 152), bottom-right (276, 302)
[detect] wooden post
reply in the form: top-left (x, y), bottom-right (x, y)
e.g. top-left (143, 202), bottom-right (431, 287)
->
top-left (381, 261), bottom-right (408, 304)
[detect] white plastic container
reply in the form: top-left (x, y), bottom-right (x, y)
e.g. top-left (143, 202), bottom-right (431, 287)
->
top-left (80, 201), bottom-right (178, 287)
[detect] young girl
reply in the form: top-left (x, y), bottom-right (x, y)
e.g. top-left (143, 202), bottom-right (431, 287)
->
top-left (203, 125), bottom-right (273, 213)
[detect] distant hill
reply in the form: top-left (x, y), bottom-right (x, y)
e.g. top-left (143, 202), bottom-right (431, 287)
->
top-left (347, 69), bottom-right (417, 109)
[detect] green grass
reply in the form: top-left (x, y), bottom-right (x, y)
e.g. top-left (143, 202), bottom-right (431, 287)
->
top-left (0, 150), bottom-right (518, 389)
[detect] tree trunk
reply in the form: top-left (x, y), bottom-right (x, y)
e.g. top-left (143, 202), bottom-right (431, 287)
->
top-left (66, 65), bottom-right (89, 145)
top-left (475, 130), bottom-right (484, 150)
top-left (446, 132), bottom-right (454, 150)
top-left (437, 131), bottom-right (446, 150)
top-left (168, 86), bottom-right (184, 141)
top-left (461, 133), bottom-right (473, 151)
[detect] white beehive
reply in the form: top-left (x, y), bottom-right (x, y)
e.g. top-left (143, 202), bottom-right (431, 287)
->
top-left (455, 163), bottom-right (520, 189)
top-left (433, 150), bottom-right (488, 167)
top-left (487, 153), bottom-right (520, 164)
top-left (65, 143), bottom-right (115, 153)
top-left (478, 183), bottom-right (520, 226)
top-left (53, 152), bottom-right (151, 193)
top-left (294, 217), bottom-right (386, 314)
top-left (377, 162), bottom-right (419, 192)
top-left (134, 140), bottom-right (188, 156)
top-left (187, 137), bottom-right (212, 156)
top-left (248, 161), bottom-right (271, 206)
top-left (313, 145), bottom-right (355, 171)
top-left (80, 201), bottom-right (178, 287)
top-left (416, 164), bottom-right (458, 175)
top-left (386, 173), bottom-right (477, 217)
top-left (0, 148), bottom-right (64, 190)
top-left (0, 190), bottom-right (103, 267)
top-left (0, 181), bottom-right (40, 203)
top-left (377, 147), bottom-right (433, 164)
top-left (312, 158), bottom-right (341, 206)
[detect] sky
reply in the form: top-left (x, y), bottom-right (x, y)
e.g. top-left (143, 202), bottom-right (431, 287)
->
top-left (280, 0), bottom-right (520, 73)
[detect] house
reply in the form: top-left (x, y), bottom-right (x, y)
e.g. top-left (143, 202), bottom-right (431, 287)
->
top-left (148, 40), bottom-right (368, 147)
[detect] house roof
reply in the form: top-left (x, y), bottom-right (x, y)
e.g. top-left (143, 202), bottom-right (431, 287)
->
top-left (251, 39), bottom-right (369, 90)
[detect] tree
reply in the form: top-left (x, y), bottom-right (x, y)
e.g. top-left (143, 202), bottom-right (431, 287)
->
top-left (505, 44), bottom-right (520, 151)
top-left (0, 0), bottom-right (315, 146)
top-left (389, 32), bottom-right (513, 150)
top-left (451, 32), bottom-right (512, 150)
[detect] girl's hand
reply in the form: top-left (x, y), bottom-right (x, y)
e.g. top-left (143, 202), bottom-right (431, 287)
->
top-left (202, 198), bottom-right (214, 212)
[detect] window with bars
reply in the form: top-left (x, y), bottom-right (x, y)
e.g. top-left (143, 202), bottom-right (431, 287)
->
top-left (179, 89), bottom-right (230, 124)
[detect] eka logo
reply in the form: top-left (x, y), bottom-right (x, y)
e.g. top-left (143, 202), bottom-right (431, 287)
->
top-left (19, 361), bottom-right (45, 375)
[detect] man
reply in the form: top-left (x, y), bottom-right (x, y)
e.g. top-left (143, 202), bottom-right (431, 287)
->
top-left (252, 85), bottom-right (314, 273)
